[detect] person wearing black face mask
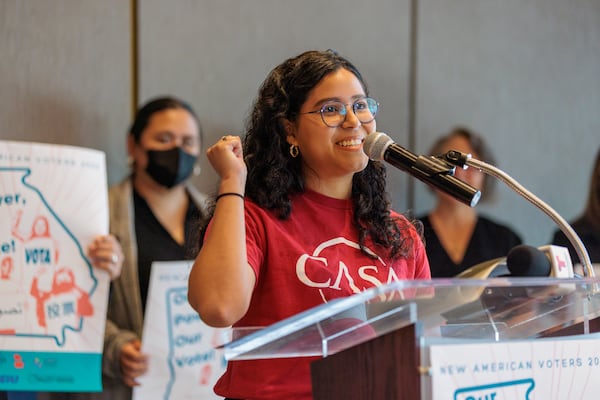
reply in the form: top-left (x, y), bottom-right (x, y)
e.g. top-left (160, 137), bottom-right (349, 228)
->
top-left (38, 96), bottom-right (209, 400)
top-left (145, 146), bottom-right (198, 188)
top-left (110, 97), bottom-right (208, 399)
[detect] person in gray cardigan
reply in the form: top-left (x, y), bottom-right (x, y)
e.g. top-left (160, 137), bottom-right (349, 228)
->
top-left (39, 96), bottom-right (208, 400)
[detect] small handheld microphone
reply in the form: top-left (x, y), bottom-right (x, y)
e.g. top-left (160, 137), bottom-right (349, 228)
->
top-left (363, 132), bottom-right (481, 207)
top-left (457, 245), bottom-right (575, 279)
top-left (506, 245), bottom-right (551, 277)
top-left (498, 245), bottom-right (575, 299)
top-left (506, 244), bottom-right (574, 278)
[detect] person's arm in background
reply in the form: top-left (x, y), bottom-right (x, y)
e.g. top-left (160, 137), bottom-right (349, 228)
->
top-left (188, 136), bottom-right (256, 328)
top-left (88, 233), bottom-right (148, 386)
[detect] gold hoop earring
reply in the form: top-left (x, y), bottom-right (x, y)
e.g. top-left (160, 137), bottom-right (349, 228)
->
top-left (289, 144), bottom-right (299, 158)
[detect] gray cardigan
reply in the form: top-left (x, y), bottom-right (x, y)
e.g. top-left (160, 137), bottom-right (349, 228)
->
top-left (104, 178), bottom-right (208, 399)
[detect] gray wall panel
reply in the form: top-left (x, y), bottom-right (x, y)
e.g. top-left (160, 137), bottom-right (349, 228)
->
top-left (414, 0), bottom-right (600, 247)
top-left (138, 0), bottom-right (412, 210)
top-left (2, 0), bottom-right (598, 259)
top-left (0, 0), bottom-right (132, 185)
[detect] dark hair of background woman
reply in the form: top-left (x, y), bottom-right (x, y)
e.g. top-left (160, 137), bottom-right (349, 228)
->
top-left (584, 148), bottom-right (600, 230)
top-left (128, 96), bottom-right (204, 147)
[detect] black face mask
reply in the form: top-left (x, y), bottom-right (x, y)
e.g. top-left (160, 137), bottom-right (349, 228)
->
top-left (145, 147), bottom-right (197, 188)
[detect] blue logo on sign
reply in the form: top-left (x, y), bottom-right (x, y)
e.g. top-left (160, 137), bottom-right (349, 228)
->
top-left (454, 378), bottom-right (535, 400)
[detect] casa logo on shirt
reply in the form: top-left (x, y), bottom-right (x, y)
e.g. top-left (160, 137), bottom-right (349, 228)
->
top-left (295, 237), bottom-right (401, 302)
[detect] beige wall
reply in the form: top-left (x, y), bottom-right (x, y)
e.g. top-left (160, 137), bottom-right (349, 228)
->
top-left (413, 0), bottom-right (600, 245)
top-left (137, 0), bottom-right (412, 205)
top-left (2, 0), bottom-right (599, 247)
top-left (0, 0), bottom-right (131, 184)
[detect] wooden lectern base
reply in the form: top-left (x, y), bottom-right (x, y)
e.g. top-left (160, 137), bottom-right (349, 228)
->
top-left (311, 323), bottom-right (421, 400)
top-left (540, 315), bottom-right (600, 337)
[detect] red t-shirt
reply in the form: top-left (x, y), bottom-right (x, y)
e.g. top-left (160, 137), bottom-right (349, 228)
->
top-left (214, 190), bottom-right (430, 399)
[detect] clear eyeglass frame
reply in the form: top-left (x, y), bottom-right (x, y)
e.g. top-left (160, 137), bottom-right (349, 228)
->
top-left (301, 97), bottom-right (379, 128)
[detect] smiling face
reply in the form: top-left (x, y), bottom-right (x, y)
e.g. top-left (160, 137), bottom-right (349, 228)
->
top-left (285, 68), bottom-right (376, 193)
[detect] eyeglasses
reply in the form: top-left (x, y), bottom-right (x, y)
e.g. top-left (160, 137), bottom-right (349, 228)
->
top-left (300, 97), bottom-right (379, 128)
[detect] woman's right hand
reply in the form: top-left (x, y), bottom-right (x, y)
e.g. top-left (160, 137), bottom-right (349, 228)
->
top-left (206, 135), bottom-right (247, 189)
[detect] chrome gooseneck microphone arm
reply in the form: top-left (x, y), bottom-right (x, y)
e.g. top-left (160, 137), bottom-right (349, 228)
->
top-left (442, 150), bottom-right (595, 277)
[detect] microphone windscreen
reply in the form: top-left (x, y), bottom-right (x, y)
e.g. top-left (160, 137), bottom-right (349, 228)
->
top-left (363, 132), bottom-right (392, 160)
top-left (506, 244), bottom-right (551, 277)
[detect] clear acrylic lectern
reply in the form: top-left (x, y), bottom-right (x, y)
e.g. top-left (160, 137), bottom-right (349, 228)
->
top-left (221, 278), bottom-right (600, 399)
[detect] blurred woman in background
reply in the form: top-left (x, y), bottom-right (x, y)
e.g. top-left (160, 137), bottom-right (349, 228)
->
top-left (551, 147), bottom-right (600, 269)
top-left (417, 127), bottom-right (522, 277)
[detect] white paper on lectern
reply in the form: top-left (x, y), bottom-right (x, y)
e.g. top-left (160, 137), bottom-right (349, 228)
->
top-left (429, 333), bottom-right (600, 399)
top-left (134, 261), bottom-right (229, 400)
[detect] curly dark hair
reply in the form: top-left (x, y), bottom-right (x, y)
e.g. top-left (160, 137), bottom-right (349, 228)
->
top-left (242, 50), bottom-right (414, 260)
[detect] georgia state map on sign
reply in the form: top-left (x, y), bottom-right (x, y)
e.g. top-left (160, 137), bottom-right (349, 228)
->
top-left (1, 168), bottom-right (97, 345)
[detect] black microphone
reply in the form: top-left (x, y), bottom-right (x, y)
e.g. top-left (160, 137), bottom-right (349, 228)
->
top-left (363, 132), bottom-right (481, 207)
top-left (506, 245), bottom-right (551, 277)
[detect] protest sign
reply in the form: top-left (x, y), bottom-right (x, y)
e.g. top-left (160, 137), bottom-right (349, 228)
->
top-left (0, 140), bottom-right (110, 391)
